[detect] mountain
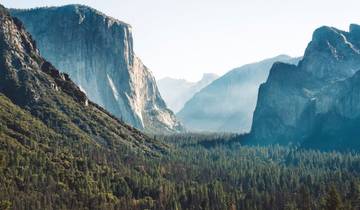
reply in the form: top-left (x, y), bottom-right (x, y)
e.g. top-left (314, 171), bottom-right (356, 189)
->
top-left (0, 4), bottom-right (171, 208)
top-left (157, 73), bottom-right (218, 112)
top-left (250, 24), bottom-right (360, 150)
top-left (11, 5), bottom-right (183, 133)
top-left (177, 55), bottom-right (300, 133)
top-left (0, 4), bottom-right (165, 162)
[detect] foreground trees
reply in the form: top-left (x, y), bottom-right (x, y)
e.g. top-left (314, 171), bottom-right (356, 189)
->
top-left (1, 133), bottom-right (360, 209)
top-left (323, 185), bottom-right (343, 210)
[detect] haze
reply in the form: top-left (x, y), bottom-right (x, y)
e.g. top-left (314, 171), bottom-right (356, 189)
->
top-left (4, 0), bottom-right (360, 81)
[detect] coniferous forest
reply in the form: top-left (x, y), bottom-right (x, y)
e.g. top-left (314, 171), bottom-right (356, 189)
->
top-left (1, 130), bottom-right (360, 210)
top-left (1, 2), bottom-right (360, 210)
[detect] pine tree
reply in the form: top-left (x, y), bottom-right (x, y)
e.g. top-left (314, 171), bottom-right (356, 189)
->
top-left (348, 181), bottom-right (360, 210)
top-left (323, 185), bottom-right (343, 210)
top-left (299, 185), bottom-right (312, 210)
top-left (0, 200), bottom-right (11, 210)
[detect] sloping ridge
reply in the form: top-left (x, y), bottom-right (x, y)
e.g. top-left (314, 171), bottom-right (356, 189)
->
top-left (11, 5), bottom-right (184, 133)
top-left (177, 55), bottom-right (300, 133)
top-left (157, 73), bottom-right (219, 112)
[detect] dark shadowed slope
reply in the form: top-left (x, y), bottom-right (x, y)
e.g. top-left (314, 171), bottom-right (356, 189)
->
top-left (250, 24), bottom-right (360, 150)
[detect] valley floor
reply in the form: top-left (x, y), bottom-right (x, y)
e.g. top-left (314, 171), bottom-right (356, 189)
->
top-left (1, 131), bottom-right (359, 210)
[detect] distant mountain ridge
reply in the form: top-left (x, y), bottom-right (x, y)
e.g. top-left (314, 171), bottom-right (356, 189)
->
top-left (11, 5), bottom-right (184, 133)
top-left (157, 73), bottom-right (219, 112)
top-left (249, 24), bottom-right (360, 150)
top-left (178, 55), bottom-right (300, 133)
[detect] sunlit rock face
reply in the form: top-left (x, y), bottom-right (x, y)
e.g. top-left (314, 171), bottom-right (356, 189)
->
top-left (177, 55), bottom-right (300, 133)
top-left (11, 5), bottom-right (184, 133)
top-left (0, 4), bottom-right (165, 156)
top-left (250, 24), bottom-right (360, 149)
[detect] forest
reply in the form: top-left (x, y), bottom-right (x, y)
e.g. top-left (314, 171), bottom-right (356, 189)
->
top-left (1, 130), bottom-right (360, 210)
top-left (1, 1), bottom-right (360, 210)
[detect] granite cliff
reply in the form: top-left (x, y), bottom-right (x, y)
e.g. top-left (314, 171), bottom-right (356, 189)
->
top-left (11, 5), bottom-right (183, 133)
top-left (250, 25), bottom-right (360, 149)
top-left (0, 4), bottom-right (165, 154)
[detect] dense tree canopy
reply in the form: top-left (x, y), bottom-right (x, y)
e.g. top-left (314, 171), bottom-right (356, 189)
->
top-left (1, 130), bottom-right (360, 209)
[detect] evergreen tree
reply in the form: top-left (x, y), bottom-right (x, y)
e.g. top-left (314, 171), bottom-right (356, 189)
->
top-left (0, 200), bottom-right (11, 210)
top-left (323, 185), bottom-right (343, 210)
top-left (348, 181), bottom-right (360, 210)
top-left (299, 185), bottom-right (312, 210)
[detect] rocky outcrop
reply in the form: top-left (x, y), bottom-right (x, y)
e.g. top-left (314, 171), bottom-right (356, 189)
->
top-left (250, 24), bottom-right (360, 149)
top-left (157, 73), bottom-right (219, 112)
top-left (11, 5), bottom-right (183, 133)
top-left (177, 55), bottom-right (300, 133)
top-left (0, 7), bottom-right (86, 107)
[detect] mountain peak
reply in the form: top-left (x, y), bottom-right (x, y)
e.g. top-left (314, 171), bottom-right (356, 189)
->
top-left (311, 25), bottom-right (345, 42)
top-left (273, 54), bottom-right (292, 60)
top-left (11, 4), bottom-right (130, 27)
top-left (158, 73), bottom-right (219, 113)
top-left (0, 4), bottom-right (8, 16)
top-left (310, 24), bottom-right (360, 50)
top-left (300, 24), bottom-right (360, 81)
top-left (250, 23), bottom-right (360, 149)
top-left (200, 73), bottom-right (219, 82)
top-left (0, 4), bottom-right (88, 107)
top-left (0, 2), bottom-right (165, 159)
top-left (350, 23), bottom-right (360, 35)
top-left (178, 55), bottom-right (300, 133)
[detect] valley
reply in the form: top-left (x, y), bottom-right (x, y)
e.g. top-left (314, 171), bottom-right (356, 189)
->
top-left (0, 2), bottom-right (359, 210)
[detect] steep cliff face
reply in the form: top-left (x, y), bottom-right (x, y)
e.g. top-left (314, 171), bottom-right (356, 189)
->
top-left (0, 4), bottom-right (165, 154)
top-left (300, 70), bottom-right (360, 149)
top-left (157, 73), bottom-right (219, 112)
top-left (11, 5), bottom-right (183, 133)
top-left (250, 24), bottom-right (360, 149)
top-left (177, 55), bottom-right (300, 133)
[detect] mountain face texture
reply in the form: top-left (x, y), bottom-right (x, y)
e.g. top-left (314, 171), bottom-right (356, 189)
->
top-left (0, 4), bottom-right (164, 158)
top-left (177, 55), bottom-right (300, 133)
top-left (157, 73), bottom-right (218, 112)
top-left (0, 6), bottom-right (170, 208)
top-left (250, 25), bottom-right (360, 150)
top-left (11, 5), bottom-right (183, 133)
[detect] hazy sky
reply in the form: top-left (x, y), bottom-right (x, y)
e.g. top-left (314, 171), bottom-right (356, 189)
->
top-left (3, 0), bottom-right (360, 81)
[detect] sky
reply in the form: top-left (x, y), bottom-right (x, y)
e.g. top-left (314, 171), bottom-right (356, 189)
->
top-left (3, 0), bottom-right (360, 82)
